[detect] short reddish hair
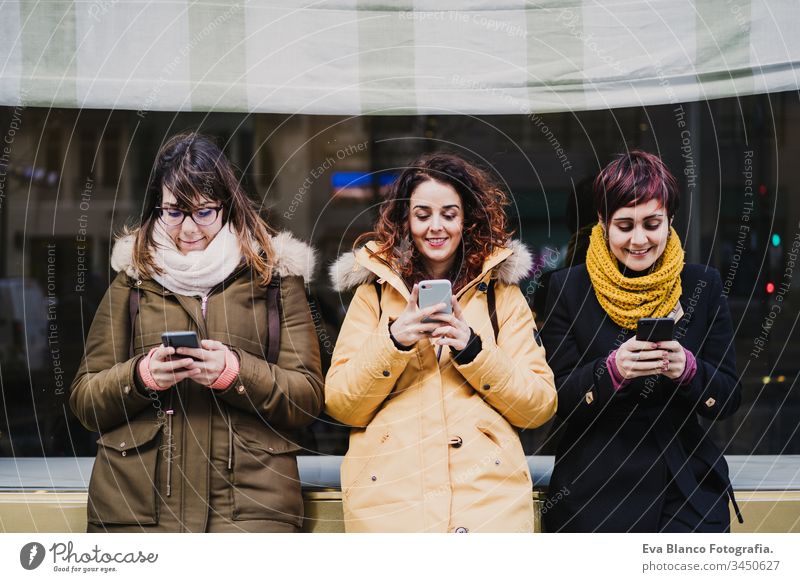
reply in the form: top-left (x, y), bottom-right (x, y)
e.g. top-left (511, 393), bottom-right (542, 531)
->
top-left (593, 151), bottom-right (679, 224)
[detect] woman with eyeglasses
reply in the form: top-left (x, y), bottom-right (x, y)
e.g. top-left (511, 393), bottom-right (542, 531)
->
top-left (70, 133), bottom-right (323, 532)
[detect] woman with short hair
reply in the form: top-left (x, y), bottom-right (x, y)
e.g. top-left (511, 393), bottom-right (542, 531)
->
top-left (541, 151), bottom-right (742, 532)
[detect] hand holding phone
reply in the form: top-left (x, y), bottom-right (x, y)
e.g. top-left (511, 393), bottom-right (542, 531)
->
top-left (418, 280), bottom-right (472, 356)
top-left (615, 317), bottom-right (677, 381)
top-left (430, 292), bottom-right (472, 353)
top-left (389, 284), bottom-right (448, 348)
top-left (171, 338), bottom-right (231, 387)
top-left (154, 334), bottom-right (231, 388)
top-left (614, 336), bottom-right (669, 381)
top-left (144, 341), bottom-right (201, 389)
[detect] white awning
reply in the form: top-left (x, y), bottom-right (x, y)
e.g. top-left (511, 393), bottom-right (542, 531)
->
top-left (1, 1), bottom-right (798, 115)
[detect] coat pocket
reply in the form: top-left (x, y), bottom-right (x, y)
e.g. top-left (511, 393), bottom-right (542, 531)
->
top-left (340, 428), bottom-right (393, 507)
top-left (475, 423), bottom-right (531, 485)
top-left (230, 421), bottom-right (304, 526)
top-left (87, 421), bottom-right (164, 526)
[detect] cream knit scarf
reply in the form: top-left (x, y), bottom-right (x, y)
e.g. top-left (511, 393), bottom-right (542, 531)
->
top-left (151, 221), bottom-right (244, 297)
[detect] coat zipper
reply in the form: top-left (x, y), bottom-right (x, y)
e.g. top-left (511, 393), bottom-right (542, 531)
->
top-left (173, 267), bottom-right (247, 339)
top-left (198, 290), bottom-right (234, 472)
top-left (226, 408), bottom-right (233, 471)
top-left (151, 268), bottom-right (246, 502)
top-left (165, 406), bottom-right (174, 497)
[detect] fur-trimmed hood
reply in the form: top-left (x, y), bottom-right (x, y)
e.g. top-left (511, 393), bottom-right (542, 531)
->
top-left (329, 240), bottom-right (534, 292)
top-left (110, 230), bottom-right (317, 282)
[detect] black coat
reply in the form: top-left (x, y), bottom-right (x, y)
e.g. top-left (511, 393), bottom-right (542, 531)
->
top-left (540, 263), bottom-right (742, 532)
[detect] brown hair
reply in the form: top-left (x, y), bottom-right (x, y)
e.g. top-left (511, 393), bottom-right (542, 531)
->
top-left (355, 153), bottom-right (511, 292)
top-left (130, 132), bottom-right (276, 286)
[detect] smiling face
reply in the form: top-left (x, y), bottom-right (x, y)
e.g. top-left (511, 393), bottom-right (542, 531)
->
top-left (605, 198), bottom-right (671, 272)
top-left (160, 186), bottom-right (224, 254)
top-left (408, 179), bottom-right (464, 279)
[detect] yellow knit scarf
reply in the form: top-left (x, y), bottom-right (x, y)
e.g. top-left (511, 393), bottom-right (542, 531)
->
top-left (586, 223), bottom-right (684, 330)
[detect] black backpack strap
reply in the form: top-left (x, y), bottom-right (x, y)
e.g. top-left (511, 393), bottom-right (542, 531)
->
top-left (373, 280), bottom-right (382, 318)
top-left (728, 484), bottom-right (744, 524)
top-left (129, 285), bottom-right (140, 359)
top-left (266, 278), bottom-right (282, 365)
top-left (487, 279), bottom-right (499, 342)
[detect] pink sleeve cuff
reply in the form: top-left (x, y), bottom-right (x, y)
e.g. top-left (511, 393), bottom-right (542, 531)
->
top-left (607, 350), bottom-right (630, 391)
top-left (676, 348), bottom-right (698, 387)
top-left (137, 347), bottom-right (161, 391)
top-left (210, 349), bottom-right (240, 390)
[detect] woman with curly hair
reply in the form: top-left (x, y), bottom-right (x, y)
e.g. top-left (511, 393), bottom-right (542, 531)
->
top-left (326, 152), bottom-right (557, 532)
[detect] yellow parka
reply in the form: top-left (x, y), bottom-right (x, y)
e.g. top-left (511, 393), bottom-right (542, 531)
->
top-left (326, 241), bottom-right (557, 532)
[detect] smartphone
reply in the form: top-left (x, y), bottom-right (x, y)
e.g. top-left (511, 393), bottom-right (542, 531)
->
top-left (636, 317), bottom-right (675, 342)
top-left (161, 331), bottom-right (201, 358)
top-left (418, 279), bottom-right (452, 323)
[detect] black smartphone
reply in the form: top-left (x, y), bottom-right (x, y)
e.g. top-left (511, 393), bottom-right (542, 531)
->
top-left (636, 317), bottom-right (675, 342)
top-left (161, 331), bottom-right (200, 358)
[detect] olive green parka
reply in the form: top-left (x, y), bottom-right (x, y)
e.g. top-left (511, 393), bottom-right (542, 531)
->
top-left (70, 232), bottom-right (324, 532)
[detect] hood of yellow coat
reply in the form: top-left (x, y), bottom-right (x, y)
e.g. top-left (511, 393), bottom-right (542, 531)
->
top-left (110, 230), bottom-right (317, 282)
top-left (328, 240), bottom-right (534, 298)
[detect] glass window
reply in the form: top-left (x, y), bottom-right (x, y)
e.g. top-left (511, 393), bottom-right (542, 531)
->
top-left (101, 129), bottom-right (121, 188)
top-left (1, 98), bottom-right (798, 460)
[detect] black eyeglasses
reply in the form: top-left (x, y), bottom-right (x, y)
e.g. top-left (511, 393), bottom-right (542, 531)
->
top-left (155, 206), bottom-right (223, 226)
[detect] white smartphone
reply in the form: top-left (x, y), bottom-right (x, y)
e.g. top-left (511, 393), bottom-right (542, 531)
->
top-left (418, 279), bottom-right (452, 323)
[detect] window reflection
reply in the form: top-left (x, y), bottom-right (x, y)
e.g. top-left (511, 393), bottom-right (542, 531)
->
top-left (0, 100), bottom-right (798, 458)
